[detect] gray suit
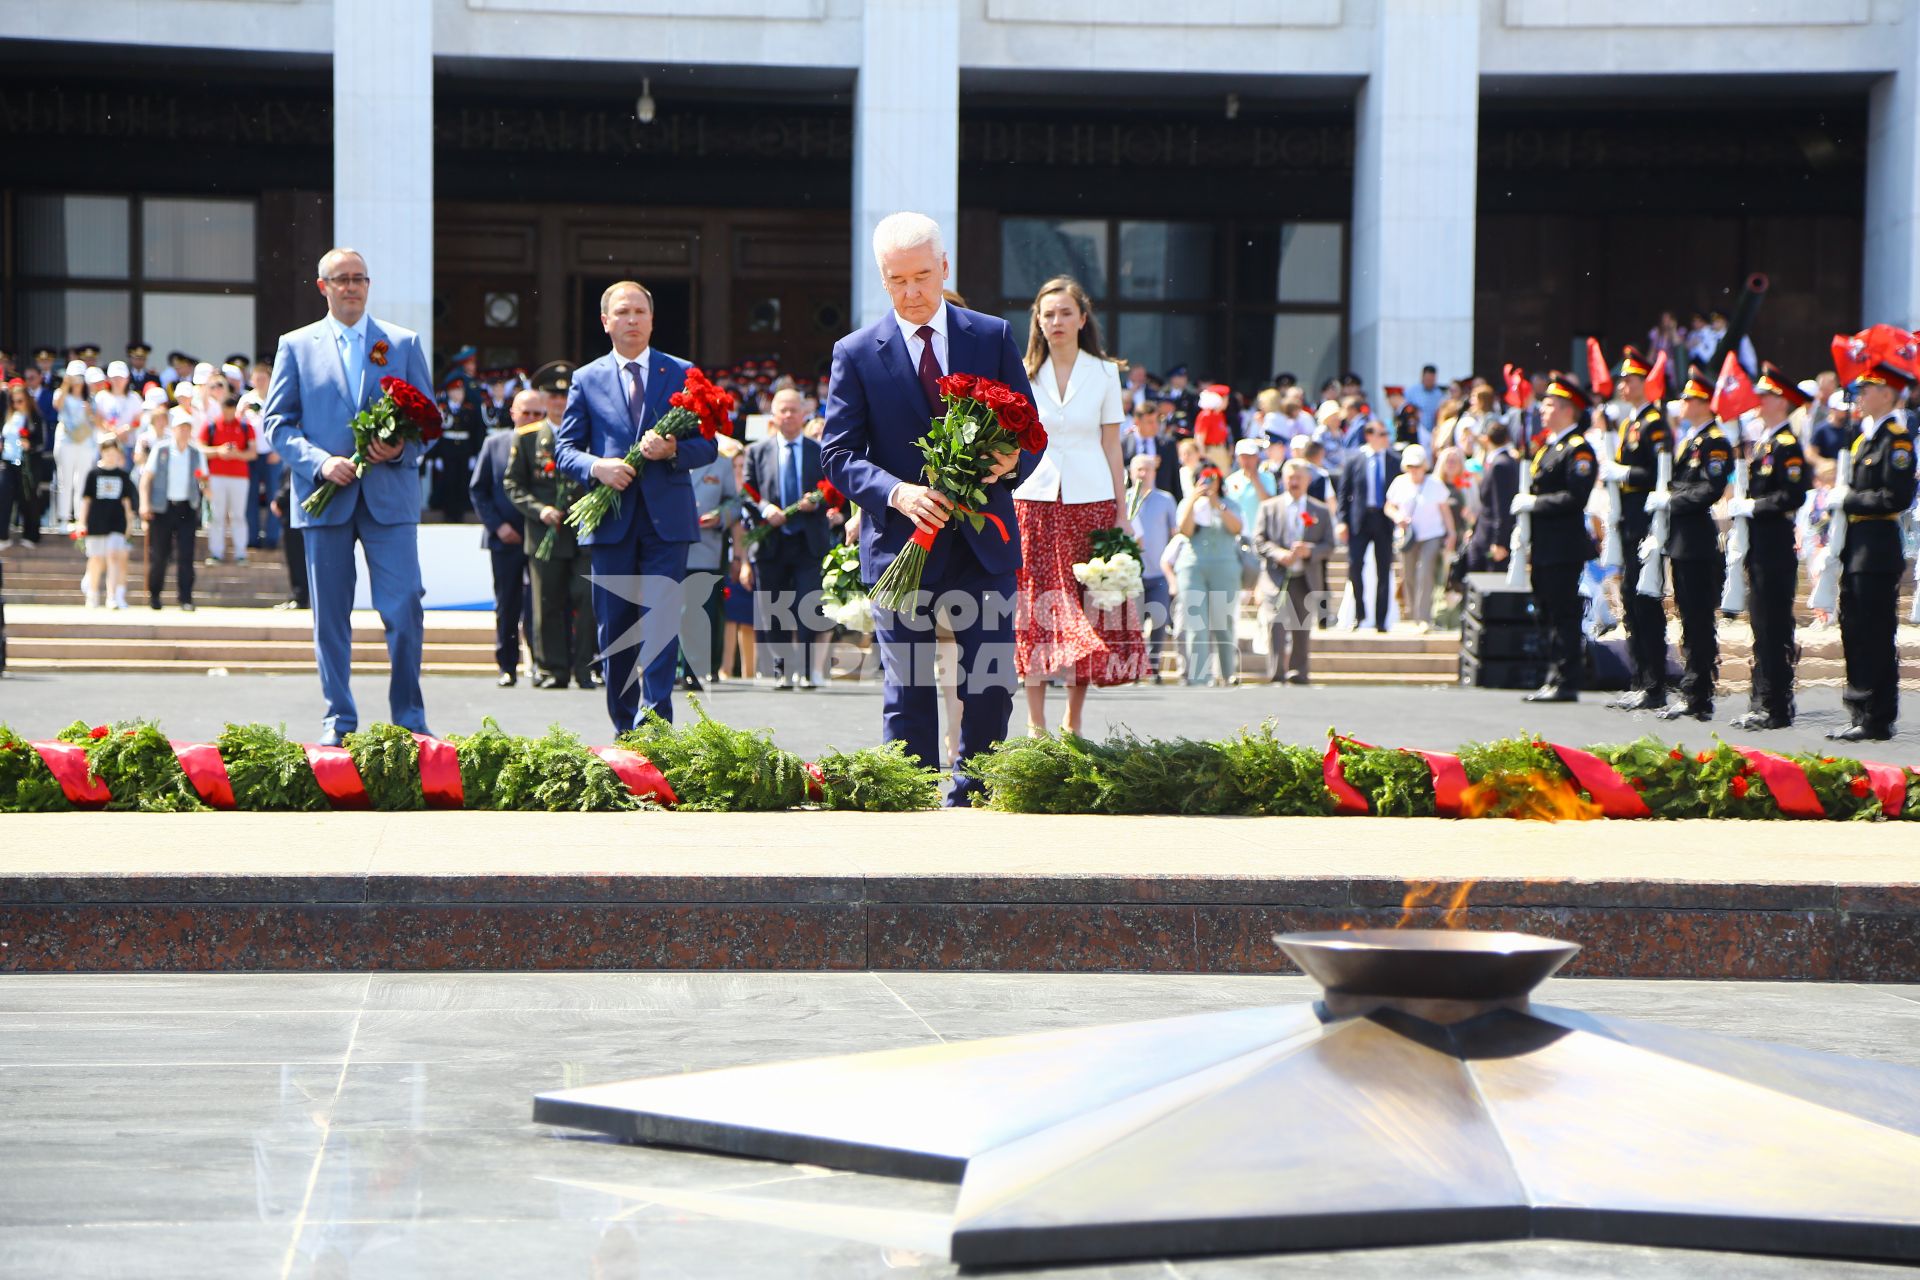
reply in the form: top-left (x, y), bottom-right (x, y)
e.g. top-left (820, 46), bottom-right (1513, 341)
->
top-left (1252, 492), bottom-right (1333, 682)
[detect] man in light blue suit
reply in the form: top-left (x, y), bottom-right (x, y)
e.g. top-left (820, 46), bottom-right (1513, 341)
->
top-left (552, 281), bottom-right (715, 733)
top-left (820, 213), bottom-right (1037, 806)
top-left (263, 248), bottom-right (434, 745)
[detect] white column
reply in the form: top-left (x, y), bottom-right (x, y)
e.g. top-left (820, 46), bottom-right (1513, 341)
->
top-left (1349, 0), bottom-right (1479, 394)
top-left (333, 0), bottom-right (434, 352)
top-left (1863, 8), bottom-right (1920, 327)
top-left (853, 0), bottom-right (960, 328)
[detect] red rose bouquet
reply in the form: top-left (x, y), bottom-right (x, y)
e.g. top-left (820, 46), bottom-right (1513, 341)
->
top-left (744, 477), bottom-right (847, 547)
top-left (868, 372), bottom-right (1046, 612)
top-left (566, 367), bottom-right (734, 539)
top-left (302, 375), bottom-right (443, 516)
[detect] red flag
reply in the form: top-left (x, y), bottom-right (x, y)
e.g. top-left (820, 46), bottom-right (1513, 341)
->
top-left (1643, 349), bottom-right (1668, 403)
top-left (1501, 363), bottom-right (1533, 409)
top-left (1711, 352), bottom-right (1759, 422)
top-left (1586, 338), bottom-right (1614, 400)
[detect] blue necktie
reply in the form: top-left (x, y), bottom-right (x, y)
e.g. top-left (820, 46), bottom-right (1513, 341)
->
top-left (1370, 452), bottom-right (1383, 508)
top-left (782, 441), bottom-right (802, 535)
top-left (625, 361), bottom-right (646, 430)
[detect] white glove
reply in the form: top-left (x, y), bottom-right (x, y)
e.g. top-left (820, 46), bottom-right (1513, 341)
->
top-left (1638, 535), bottom-right (1661, 561)
top-left (1598, 459), bottom-right (1631, 484)
top-left (1829, 485), bottom-right (1850, 509)
top-left (1727, 497), bottom-right (1756, 519)
top-left (1509, 493), bottom-right (1537, 515)
top-left (1646, 491), bottom-right (1671, 513)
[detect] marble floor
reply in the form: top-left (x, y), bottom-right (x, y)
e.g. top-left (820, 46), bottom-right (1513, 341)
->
top-left (1, 970), bottom-right (1917, 1279)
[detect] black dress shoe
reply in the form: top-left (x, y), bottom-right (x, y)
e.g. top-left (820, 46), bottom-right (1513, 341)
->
top-left (496, 671), bottom-right (517, 688)
top-left (1522, 685), bottom-right (1577, 703)
top-left (1729, 711), bottom-right (1788, 731)
top-left (1655, 703), bottom-right (1711, 722)
top-left (1826, 723), bottom-right (1893, 743)
top-left (532, 673), bottom-right (563, 690)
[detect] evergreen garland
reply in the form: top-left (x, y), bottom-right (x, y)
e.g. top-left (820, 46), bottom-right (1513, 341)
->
top-left (79, 720), bottom-right (208, 813)
top-left (1333, 736), bottom-right (1436, 818)
top-left (618, 701), bottom-right (811, 812)
top-left (810, 742), bottom-right (943, 811)
top-left (1791, 751), bottom-right (1885, 822)
top-left (343, 723), bottom-right (425, 811)
top-left (1214, 726), bottom-right (1337, 817)
top-left (967, 733), bottom-right (1110, 814)
top-left (1457, 735), bottom-right (1577, 820)
top-left (216, 722), bottom-right (331, 812)
top-left (492, 726), bottom-right (642, 812)
top-left (0, 725), bottom-right (72, 812)
top-left (449, 717), bottom-right (520, 811)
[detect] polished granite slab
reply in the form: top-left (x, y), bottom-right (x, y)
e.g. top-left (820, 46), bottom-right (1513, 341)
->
top-left (0, 969), bottom-right (1916, 1279)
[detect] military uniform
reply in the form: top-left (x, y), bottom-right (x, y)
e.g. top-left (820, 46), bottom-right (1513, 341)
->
top-left (504, 419), bottom-right (597, 689)
top-left (1736, 366), bottom-right (1814, 729)
top-left (1612, 398), bottom-right (1674, 704)
top-left (1522, 378), bottom-right (1599, 699)
top-left (1836, 406), bottom-right (1917, 738)
top-left (1655, 402), bottom-right (1735, 719)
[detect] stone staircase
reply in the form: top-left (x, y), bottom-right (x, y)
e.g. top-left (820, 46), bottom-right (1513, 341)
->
top-left (1, 532), bottom-right (294, 607)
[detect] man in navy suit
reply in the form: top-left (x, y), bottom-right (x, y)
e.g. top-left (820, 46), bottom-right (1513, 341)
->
top-left (820, 212), bottom-right (1037, 806)
top-left (746, 387), bottom-right (835, 688)
top-left (264, 248), bottom-right (434, 744)
top-left (552, 281), bottom-right (716, 732)
top-left (468, 388), bottom-right (537, 687)
top-left (1335, 417), bottom-right (1400, 632)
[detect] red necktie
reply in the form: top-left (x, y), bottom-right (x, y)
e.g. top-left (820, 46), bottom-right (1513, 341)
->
top-left (915, 325), bottom-right (942, 412)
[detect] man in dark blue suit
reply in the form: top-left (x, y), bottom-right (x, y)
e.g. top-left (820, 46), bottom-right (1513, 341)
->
top-left (468, 387), bottom-right (538, 687)
top-left (746, 388), bottom-right (836, 688)
top-left (552, 282), bottom-right (716, 732)
top-left (1336, 417), bottom-right (1400, 631)
top-left (821, 213), bottom-right (1037, 807)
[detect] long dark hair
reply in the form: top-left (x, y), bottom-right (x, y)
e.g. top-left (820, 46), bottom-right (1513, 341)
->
top-left (1023, 276), bottom-right (1108, 377)
top-left (6, 382), bottom-right (41, 428)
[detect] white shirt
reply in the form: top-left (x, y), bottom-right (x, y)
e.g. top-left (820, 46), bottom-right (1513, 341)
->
top-left (615, 347), bottom-right (652, 413)
top-left (1012, 349), bottom-right (1124, 504)
top-left (895, 303), bottom-right (949, 379)
top-left (1385, 473), bottom-right (1449, 542)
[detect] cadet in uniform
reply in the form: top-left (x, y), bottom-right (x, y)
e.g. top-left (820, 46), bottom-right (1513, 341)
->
top-left (1599, 346), bottom-right (1674, 710)
top-left (1651, 366), bottom-right (1735, 721)
top-left (1730, 364), bottom-right (1811, 730)
top-left (504, 361), bottom-right (598, 691)
top-left (1511, 373), bottom-right (1598, 702)
top-left (1827, 356), bottom-right (1917, 742)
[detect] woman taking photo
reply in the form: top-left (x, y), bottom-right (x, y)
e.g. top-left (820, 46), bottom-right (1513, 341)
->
top-left (51, 361), bottom-right (98, 533)
top-left (1172, 462), bottom-right (1244, 685)
top-left (1011, 275), bottom-right (1144, 736)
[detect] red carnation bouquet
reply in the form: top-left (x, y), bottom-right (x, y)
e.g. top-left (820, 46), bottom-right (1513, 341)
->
top-left (869, 372), bottom-right (1046, 612)
top-left (566, 367), bottom-right (734, 539)
top-left (302, 375), bottom-right (443, 516)
top-left (744, 477), bottom-right (847, 547)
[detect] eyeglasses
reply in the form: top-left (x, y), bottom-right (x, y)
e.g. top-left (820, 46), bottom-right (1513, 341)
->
top-left (324, 274), bottom-right (371, 288)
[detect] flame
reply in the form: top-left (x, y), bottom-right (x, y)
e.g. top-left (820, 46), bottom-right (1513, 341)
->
top-left (1459, 772), bottom-right (1604, 823)
top-left (1395, 879), bottom-right (1477, 930)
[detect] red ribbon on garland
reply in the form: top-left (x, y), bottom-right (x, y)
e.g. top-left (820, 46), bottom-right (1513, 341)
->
top-left (302, 744), bottom-right (372, 810)
top-left (169, 740), bottom-right (236, 809)
top-left (410, 734), bottom-right (465, 810)
top-left (1859, 761), bottom-right (1907, 819)
top-left (1320, 739), bottom-right (1371, 815)
top-left (1549, 745), bottom-right (1652, 819)
top-left (588, 747), bottom-right (678, 806)
top-left (804, 761), bottom-right (826, 803)
top-left (1410, 750), bottom-right (1468, 818)
top-left (1737, 749), bottom-right (1824, 819)
top-left (28, 741), bottom-right (111, 808)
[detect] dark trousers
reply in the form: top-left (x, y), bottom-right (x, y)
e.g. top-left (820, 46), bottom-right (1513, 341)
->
top-left (1263, 574), bottom-right (1315, 681)
top-left (0, 464), bottom-right (19, 538)
top-left (530, 550), bottom-right (596, 686)
top-left (873, 536), bottom-right (1015, 805)
top-left (1140, 574), bottom-right (1171, 675)
top-left (282, 523), bottom-right (308, 606)
top-left (1348, 508), bottom-right (1393, 628)
top-left (1, 461), bottom-right (40, 542)
top-left (1839, 568), bottom-right (1900, 733)
top-left (681, 567), bottom-right (727, 680)
top-left (488, 544), bottom-right (527, 675)
top-left (1533, 558), bottom-right (1584, 692)
top-left (752, 534), bottom-right (827, 676)
top-left (1745, 549), bottom-right (1799, 719)
top-left (590, 525), bottom-right (688, 733)
top-left (1619, 514), bottom-right (1670, 694)
top-left (1670, 557), bottom-right (1724, 711)
top-left (146, 501), bottom-right (199, 605)
top-left (248, 457), bottom-right (282, 549)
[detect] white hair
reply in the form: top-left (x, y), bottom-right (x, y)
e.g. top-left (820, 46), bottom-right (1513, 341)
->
top-left (317, 247), bottom-right (367, 279)
top-left (871, 212), bottom-right (943, 270)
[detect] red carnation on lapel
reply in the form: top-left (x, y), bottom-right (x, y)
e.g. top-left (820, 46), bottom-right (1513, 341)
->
top-left (368, 339), bottom-right (390, 368)
top-left (1301, 512), bottom-right (1316, 527)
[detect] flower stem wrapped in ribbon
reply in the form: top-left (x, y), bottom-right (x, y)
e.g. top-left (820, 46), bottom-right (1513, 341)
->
top-left (869, 372), bottom-right (1046, 613)
top-left (744, 478), bottom-right (847, 547)
top-left (566, 367), bottom-right (735, 539)
top-left (301, 376), bottom-right (444, 516)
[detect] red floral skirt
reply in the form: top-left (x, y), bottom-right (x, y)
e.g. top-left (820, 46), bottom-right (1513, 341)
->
top-left (1013, 497), bottom-right (1147, 686)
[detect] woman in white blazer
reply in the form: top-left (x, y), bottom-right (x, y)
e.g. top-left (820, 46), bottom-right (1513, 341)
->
top-left (1011, 276), bottom-right (1147, 735)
